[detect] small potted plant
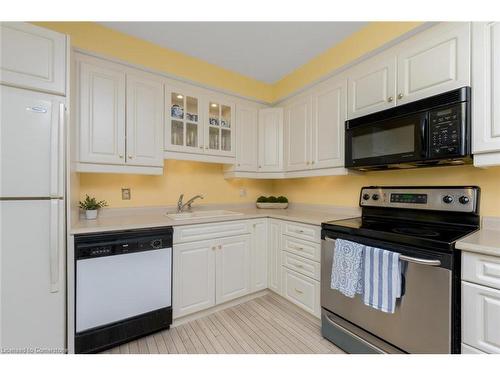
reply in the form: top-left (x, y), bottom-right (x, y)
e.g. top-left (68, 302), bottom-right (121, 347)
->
top-left (256, 195), bottom-right (288, 209)
top-left (79, 195), bottom-right (108, 220)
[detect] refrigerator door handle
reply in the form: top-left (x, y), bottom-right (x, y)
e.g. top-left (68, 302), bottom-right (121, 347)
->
top-left (50, 102), bottom-right (65, 198)
top-left (49, 199), bottom-right (61, 293)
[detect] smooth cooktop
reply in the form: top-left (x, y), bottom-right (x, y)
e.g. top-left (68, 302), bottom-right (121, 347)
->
top-left (322, 216), bottom-right (479, 252)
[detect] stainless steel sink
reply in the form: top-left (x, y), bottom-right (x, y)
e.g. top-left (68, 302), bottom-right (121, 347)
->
top-left (165, 210), bottom-right (244, 220)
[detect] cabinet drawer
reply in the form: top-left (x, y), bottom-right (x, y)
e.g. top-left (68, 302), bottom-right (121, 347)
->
top-left (282, 221), bottom-right (321, 243)
top-left (462, 281), bottom-right (500, 353)
top-left (174, 220), bottom-right (250, 244)
top-left (282, 235), bottom-right (321, 262)
top-left (282, 251), bottom-right (320, 281)
top-left (281, 267), bottom-right (320, 317)
top-left (462, 252), bottom-right (500, 290)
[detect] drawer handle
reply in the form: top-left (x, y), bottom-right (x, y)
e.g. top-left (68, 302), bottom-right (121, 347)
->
top-left (292, 245), bottom-right (304, 251)
top-left (294, 288), bottom-right (304, 294)
top-left (291, 262), bottom-right (304, 269)
top-left (295, 229), bottom-right (305, 234)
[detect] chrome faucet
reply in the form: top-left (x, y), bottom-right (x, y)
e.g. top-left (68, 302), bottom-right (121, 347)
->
top-left (177, 194), bottom-right (204, 213)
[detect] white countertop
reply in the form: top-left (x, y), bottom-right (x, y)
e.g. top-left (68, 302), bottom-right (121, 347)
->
top-left (456, 217), bottom-right (500, 257)
top-left (70, 204), bottom-right (360, 235)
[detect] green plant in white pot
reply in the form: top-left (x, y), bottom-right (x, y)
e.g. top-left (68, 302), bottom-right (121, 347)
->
top-left (79, 195), bottom-right (108, 220)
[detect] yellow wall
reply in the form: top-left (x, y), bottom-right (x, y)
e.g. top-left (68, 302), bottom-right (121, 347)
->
top-left (33, 22), bottom-right (273, 103)
top-left (272, 166), bottom-right (500, 217)
top-left (79, 160), bottom-right (274, 208)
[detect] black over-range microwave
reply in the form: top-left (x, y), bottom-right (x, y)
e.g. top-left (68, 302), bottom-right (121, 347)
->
top-left (345, 87), bottom-right (471, 171)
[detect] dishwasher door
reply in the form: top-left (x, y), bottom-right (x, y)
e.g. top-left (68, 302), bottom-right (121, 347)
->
top-left (321, 236), bottom-right (453, 354)
top-left (76, 247), bottom-right (172, 333)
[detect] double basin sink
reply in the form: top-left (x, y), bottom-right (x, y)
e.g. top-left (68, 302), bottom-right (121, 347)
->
top-left (166, 210), bottom-right (244, 221)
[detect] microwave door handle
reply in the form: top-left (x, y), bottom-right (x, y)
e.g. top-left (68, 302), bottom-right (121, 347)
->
top-left (421, 115), bottom-right (429, 158)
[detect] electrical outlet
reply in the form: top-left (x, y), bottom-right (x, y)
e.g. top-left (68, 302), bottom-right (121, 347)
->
top-left (121, 188), bottom-right (131, 200)
top-left (239, 188), bottom-right (247, 197)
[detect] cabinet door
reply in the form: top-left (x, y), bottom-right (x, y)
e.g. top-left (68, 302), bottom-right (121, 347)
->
top-left (472, 22), bottom-right (500, 155)
top-left (0, 200), bottom-right (65, 351)
top-left (215, 235), bottom-right (251, 304)
top-left (173, 240), bottom-right (216, 318)
top-left (347, 52), bottom-right (396, 119)
top-left (251, 220), bottom-right (268, 292)
top-left (77, 55), bottom-right (126, 165)
top-left (311, 78), bottom-right (347, 169)
top-left (206, 100), bottom-right (235, 156)
top-left (462, 281), bottom-right (500, 353)
top-left (165, 87), bottom-right (203, 154)
top-left (285, 96), bottom-right (312, 171)
top-left (126, 73), bottom-right (164, 167)
top-left (0, 22), bottom-right (66, 95)
top-left (235, 105), bottom-right (259, 171)
top-left (268, 219), bottom-right (282, 295)
top-left (258, 108), bottom-right (283, 172)
top-left (397, 22), bottom-right (470, 105)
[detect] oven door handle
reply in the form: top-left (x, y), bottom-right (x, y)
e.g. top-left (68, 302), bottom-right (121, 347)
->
top-left (399, 255), bottom-right (441, 266)
top-left (324, 237), bottom-right (441, 266)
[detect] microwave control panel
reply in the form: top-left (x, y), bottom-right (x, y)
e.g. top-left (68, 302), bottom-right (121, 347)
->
top-left (429, 105), bottom-right (462, 158)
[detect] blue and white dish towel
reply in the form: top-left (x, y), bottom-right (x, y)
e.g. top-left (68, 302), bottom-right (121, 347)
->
top-left (330, 239), bottom-right (364, 298)
top-left (331, 240), bottom-right (406, 314)
top-left (362, 246), bottom-right (403, 314)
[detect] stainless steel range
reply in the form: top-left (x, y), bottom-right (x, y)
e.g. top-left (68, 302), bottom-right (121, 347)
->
top-left (321, 186), bottom-right (480, 354)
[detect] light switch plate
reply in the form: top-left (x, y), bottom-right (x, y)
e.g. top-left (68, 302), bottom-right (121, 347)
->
top-left (121, 188), bottom-right (131, 200)
top-left (239, 188), bottom-right (247, 197)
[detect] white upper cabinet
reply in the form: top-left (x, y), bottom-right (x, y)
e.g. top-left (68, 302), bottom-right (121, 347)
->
top-left (165, 86), bottom-right (203, 154)
top-left (311, 77), bottom-right (347, 169)
top-left (258, 108), bottom-right (284, 172)
top-left (347, 51), bottom-right (396, 119)
top-left (126, 72), bottom-right (164, 167)
top-left (77, 55), bottom-right (126, 165)
top-left (0, 23), bottom-right (66, 96)
top-left (397, 22), bottom-right (470, 104)
top-left (472, 22), bottom-right (500, 165)
top-left (205, 99), bottom-right (235, 157)
top-left (75, 53), bottom-right (163, 174)
top-left (285, 96), bottom-right (312, 171)
top-left (235, 105), bottom-right (259, 171)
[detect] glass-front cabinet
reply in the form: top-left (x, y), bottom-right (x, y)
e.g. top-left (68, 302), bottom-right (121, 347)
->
top-left (165, 86), bottom-right (235, 157)
top-left (165, 87), bottom-right (202, 153)
top-left (206, 100), bottom-right (235, 156)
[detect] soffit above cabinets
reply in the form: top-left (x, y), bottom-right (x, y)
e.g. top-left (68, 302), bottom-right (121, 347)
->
top-left (98, 22), bottom-right (368, 84)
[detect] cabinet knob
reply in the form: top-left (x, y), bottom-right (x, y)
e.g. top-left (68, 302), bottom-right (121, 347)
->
top-left (237, 163), bottom-right (240, 166)
top-left (398, 93), bottom-right (404, 99)
top-left (119, 155), bottom-right (124, 159)
top-left (211, 246), bottom-right (216, 251)
top-left (218, 245), bottom-right (222, 250)
top-left (128, 155), bottom-right (133, 159)
top-left (387, 96), bottom-right (393, 102)
top-left (259, 165), bottom-right (262, 168)
top-left (311, 161), bottom-right (315, 164)
top-left (199, 146), bottom-right (203, 149)
top-left (306, 161), bottom-right (310, 165)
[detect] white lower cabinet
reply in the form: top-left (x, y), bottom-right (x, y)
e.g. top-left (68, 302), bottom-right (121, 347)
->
top-left (215, 235), bottom-right (251, 304)
top-left (462, 281), bottom-right (500, 353)
top-left (281, 267), bottom-right (320, 317)
top-left (251, 219), bottom-right (268, 292)
top-left (268, 219), bottom-right (282, 294)
top-left (173, 239), bottom-right (216, 318)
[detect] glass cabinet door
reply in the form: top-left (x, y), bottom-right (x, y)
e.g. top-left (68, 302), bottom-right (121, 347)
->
top-left (208, 101), bottom-right (233, 153)
top-left (167, 90), bottom-right (200, 150)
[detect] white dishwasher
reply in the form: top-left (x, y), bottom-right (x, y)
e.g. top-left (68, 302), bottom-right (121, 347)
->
top-left (74, 227), bottom-right (173, 353)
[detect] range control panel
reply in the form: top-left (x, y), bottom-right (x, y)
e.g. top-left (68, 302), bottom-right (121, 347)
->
top-left (360, 186), bottom-right (479, 213)
top-left (429, 105), bottom-right (463, 158)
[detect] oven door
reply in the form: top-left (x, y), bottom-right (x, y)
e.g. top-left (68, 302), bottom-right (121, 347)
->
top-left (321, 235), bottom-right (452, 354)
top-left (345, 112), bottom-right (428, 169)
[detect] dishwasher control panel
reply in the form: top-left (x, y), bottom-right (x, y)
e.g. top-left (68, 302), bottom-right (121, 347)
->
top-left (75, 226), bottom-right (173, 260)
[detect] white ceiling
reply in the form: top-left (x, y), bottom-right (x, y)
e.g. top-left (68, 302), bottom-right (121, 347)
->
top-left (99, 22), bottom-right (368, 83)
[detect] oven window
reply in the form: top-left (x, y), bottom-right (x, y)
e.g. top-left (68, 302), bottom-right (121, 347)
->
top-left (352, 123), bottom-right (415, 160)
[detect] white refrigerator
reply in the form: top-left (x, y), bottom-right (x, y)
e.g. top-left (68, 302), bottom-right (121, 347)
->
top-left (0, 85), bottom-right (66, 353)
